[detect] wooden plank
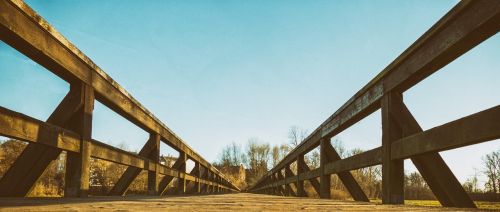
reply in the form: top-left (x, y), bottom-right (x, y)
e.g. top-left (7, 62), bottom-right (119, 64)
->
top-left (91, 140), bottom-right (145, 169)
top-left (158, 165), bottom-right (179, 178)
top-left (392, 105), bottom-right (500, 159)
top-left (0, 0), bottom-right (238, 190)
top-left (0, 193), bottom-right (458, 211)
top-left (258, 0), bottom-right (500, 180)
top-left (298, 169), bottom-right (321, 181)
top-left (323, 147), bottom-right (382, 175)
top-left (0, 107), bottom-right (81, 153)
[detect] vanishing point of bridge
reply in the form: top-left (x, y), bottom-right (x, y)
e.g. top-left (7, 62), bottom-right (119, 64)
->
top-left (0, 0), bottom-right (499, 210)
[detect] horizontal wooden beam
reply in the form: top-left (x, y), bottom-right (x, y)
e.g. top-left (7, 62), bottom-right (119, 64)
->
top-left (91, 140), bottom-right (148, 170)
top-left (0, 0), bottom-right (237, 190)
top-left (252, 148), bottom-right (383, 191)
top-left (298, 168), bottom-right (321, 181)
top-left (0, 106), bottom-right (80, 152)
top-left (324, 147), bottom-right (382, 176)
top-left (392, 105), bottom-right (500, 160)
top-left (0, 106), bottom-right (235, 191)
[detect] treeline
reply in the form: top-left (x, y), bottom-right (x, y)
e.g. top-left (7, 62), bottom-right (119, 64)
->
top-left (214, 127), bottom-right (500, 201)
top-left (0, 126), bottom-right (499, 200)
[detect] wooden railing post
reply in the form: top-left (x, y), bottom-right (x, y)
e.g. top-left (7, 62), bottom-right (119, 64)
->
top-left (147, 133), bottom-right (160, 195)
top-left (285, 166), bottom-right (297, 196)
top-left (64, 84), bottom-right (94, 197)
top-left (296, 155), bottom-right (306, 197)
top-left (284, 165), bottom-right (291, 196)
top-left (200, 166), bottom-right (207, 193)
top-left (208, 171), bottom-right (214, 193)
top-left (196, 162), bottom-right (201, 193)
top-left (381, 92), bottom-right (404, 204)
top-left (177, 152), bottom-right (187, 195)
top-left (320, 139), bottom-right (331, 199)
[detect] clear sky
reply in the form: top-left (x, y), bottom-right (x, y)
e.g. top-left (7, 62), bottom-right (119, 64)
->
top-left (0, 0), bottom-right (498, 187)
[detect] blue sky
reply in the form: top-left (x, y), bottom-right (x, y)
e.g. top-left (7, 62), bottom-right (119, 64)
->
top-left (0, 0), bottom-right (498, 186)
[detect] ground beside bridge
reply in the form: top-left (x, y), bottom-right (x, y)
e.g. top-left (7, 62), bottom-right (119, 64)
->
top-left (0, 193), bottom-right (489, 211)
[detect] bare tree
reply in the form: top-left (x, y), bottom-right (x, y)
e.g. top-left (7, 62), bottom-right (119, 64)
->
top-left (463, 169), bottom-right (481, 193)
top-left (331, 137), bottom-right (347, 158)
top-left (271, 144), bottom-right (292, 167)
top-left (272, 146), bottom-right (280, 167)
top-left (483, 150), bottom-right (500, 193)
top-left (245, 138), bottom-right (271, 185)
top-left (288, 126), bottom-right (308, 148)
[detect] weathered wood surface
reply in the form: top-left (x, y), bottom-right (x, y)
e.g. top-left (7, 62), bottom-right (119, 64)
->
top-left (0, 193), bottom-right (472, 211)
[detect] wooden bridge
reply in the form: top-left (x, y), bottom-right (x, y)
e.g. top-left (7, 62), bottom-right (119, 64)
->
top-left (0, 0), bottom-right (499, 210)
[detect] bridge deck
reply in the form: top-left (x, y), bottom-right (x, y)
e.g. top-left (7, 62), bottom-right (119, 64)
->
top-left (0, 193), bottom-right (469, 211)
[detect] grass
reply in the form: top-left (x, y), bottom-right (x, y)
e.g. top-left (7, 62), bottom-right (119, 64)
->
top-left (371, 199), bottom-right (500, 210)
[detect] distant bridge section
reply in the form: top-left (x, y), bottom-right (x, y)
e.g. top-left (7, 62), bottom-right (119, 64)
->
top-left (0, 0), bottom-right (239, 197)
top-left (248, 0), bottom-right (500, 209)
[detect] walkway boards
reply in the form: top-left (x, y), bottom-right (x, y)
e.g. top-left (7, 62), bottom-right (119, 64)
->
top-left (0, 193), bottom-right (476, 211)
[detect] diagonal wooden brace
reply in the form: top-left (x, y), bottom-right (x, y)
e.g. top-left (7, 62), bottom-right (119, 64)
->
top-left (323, 140), bottom-right (369, 201)
top-left (108, 134), bottom-right (161, 196)
top-left (0, 83), bottom-right (84, 197)
top-left (392, 95), bottom-right (475, 208)
top-left (284, 166), bottom-right (297, 196)
top-left (158, 153), bottom-right (186, 195)
top-left (186, 162), bottom-right (200, 194)
top-left (277, 171), bottom-right (286, 196)
top-left (297, 156), bottom-right (321, 196)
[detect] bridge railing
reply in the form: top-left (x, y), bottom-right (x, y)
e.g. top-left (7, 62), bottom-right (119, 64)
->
top-left (248, 0), bottom-right (500, 208)
top-left (0, 0), bottom-right (239, 197)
